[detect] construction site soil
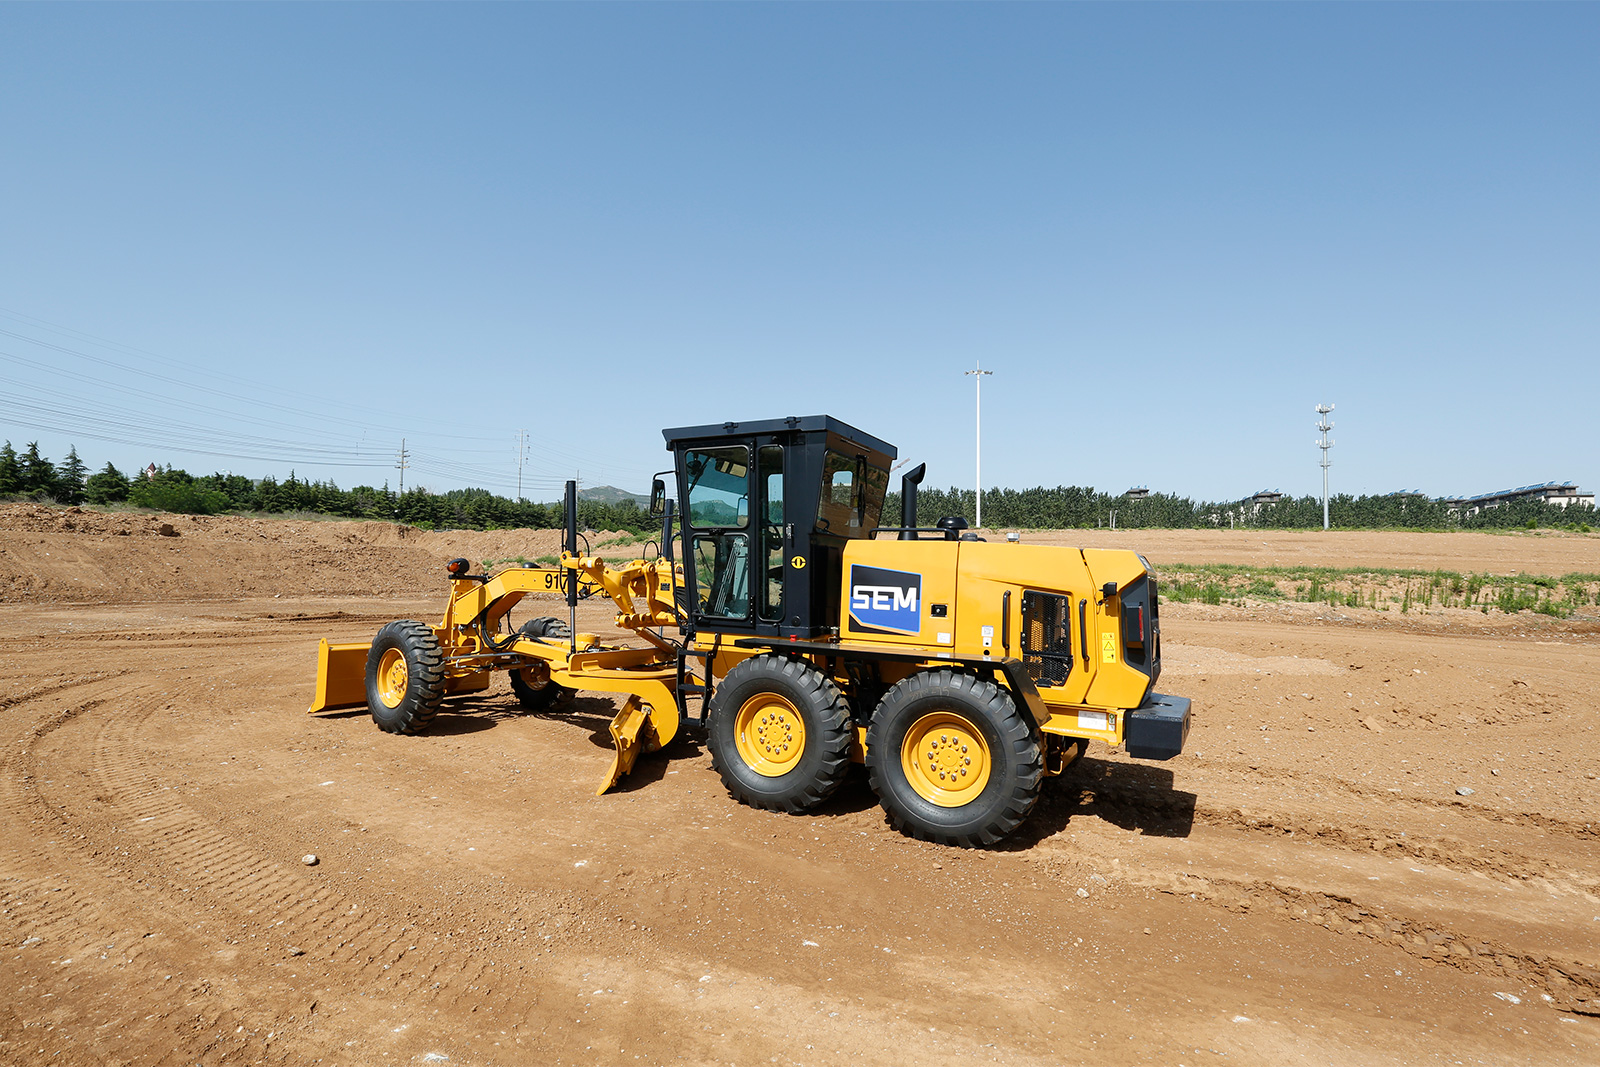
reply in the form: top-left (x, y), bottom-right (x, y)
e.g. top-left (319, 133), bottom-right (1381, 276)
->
top-left (1, 502), bottom-right (1597, 1066)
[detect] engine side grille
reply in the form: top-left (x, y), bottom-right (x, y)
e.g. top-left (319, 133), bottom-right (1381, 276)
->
top-left (1021, 590), bottom-right (1073, 687)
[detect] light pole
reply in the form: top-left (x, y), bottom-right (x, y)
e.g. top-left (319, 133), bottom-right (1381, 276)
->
top-left (965, 361), bottom-right (992, 529)
top-left (1316, 404), bottom-right (1335, 530)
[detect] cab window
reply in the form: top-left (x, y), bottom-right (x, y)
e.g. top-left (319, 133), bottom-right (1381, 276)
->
top-left (685, 447), bottom-right (749, 529)
top-left (693, 533), bottom-right (750, 619)
top-left (860, 464), bottom-right (889, 530)
top-left (816, 450), bottom-right (861, 533)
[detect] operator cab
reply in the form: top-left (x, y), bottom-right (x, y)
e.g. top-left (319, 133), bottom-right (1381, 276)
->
top-left (662, 415), bottom-right (896, 640)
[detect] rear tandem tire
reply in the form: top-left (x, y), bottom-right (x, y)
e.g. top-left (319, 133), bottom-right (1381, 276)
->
top-left (865, 669), bottom-right (1042, 848)
top-left (365, 620), bottom-right (447, 734)
top-left (707, 655), bottom-right (852, 813)
top-left (509, 617), bottom-right (575, 711)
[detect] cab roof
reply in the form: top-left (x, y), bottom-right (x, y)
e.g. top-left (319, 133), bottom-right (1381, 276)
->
top-left (661, 415), bottom-right (897, 460)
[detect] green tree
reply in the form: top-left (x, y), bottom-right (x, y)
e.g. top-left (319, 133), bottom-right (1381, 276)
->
top-left (20, 442), bottom-right (59, 498)
top-left (127, 466), bottom-right (229, 514)
top-left (84, 462), bottom-right (131, 504)
top-left (196, 472), bottom-right (255, 510)
top-left (253, 474), bottom-right (286, 512)
top-left (350, 483), bottom-right (397, 519)
top-left (396, 486), bottom-right (441, 527)
top-left (0, 442), bottom-right (19, 495)
top-left (58, 445), bottom-right (88, 505)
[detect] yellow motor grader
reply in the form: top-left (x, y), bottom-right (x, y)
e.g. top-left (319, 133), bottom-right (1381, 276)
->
top-left (308, 415), bottom-right (1191, 847)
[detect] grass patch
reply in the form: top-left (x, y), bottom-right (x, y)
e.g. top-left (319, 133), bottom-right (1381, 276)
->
top-left (1156, 562), bottom-right (1598, 617)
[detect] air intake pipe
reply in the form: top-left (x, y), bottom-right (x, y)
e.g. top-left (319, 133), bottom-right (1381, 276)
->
top-left (899, 463), bottom-right (926, 541)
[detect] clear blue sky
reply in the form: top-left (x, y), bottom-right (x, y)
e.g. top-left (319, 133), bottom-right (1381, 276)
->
top-left (2, 4), bottom-right (1594, 503)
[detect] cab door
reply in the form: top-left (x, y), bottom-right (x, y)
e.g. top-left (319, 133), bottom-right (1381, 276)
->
top-left (681, 440), bottom-right (789, 639)
top-left (683, 443), bottom-right (755, 629)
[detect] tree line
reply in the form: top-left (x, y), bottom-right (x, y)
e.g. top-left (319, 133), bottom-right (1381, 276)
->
top-left (892, 484), bottom-right (1594, 532)
top-left (0, 440), bottom-right (651, 532)
top-left (1, 438), bottom-right (1592, 533)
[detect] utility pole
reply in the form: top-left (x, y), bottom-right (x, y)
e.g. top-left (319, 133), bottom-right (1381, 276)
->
top-left (515, 429), bottom-right (529, 502)
top-left (396, 438), bottom-right (410, 496)
top-left (965, 361), bottom-right (992, 529)
top-left (1316, 404), bottom-right (1335, 530)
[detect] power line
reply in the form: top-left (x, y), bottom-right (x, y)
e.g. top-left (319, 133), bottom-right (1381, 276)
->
top-left (0, 309), bottom-right (658, 492)
top-left (0, 385), bottom-right (391, 467)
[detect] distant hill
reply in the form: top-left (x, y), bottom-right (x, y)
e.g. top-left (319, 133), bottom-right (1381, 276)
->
top-left (577, 484), bottom-right (648, 506)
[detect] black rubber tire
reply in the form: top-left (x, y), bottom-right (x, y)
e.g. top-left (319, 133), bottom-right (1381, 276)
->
top-left (509, 617), bottom-right (575, 711)
top-left (865, 669), bottom-right (1043, 848)
top-left (707, 654), bottom-right (852, 813)
top-left (365, 620), bottom-right (447, 734)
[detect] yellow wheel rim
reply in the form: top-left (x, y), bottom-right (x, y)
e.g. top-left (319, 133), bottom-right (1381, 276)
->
top-left (733, 693), bottom-right (807, 777)
top-left (901, 711), bottom-right (991, 807)
top-left (376, 648), bottom-right (408, 709)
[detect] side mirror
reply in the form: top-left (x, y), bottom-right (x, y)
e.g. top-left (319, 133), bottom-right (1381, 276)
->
top-left (649, 478), bottom-right (666, 517)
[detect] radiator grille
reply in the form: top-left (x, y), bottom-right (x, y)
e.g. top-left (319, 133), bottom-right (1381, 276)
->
top-left (1021, 590), bottom-right (1073, 687)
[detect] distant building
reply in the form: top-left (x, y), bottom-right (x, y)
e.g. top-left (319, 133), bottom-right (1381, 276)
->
top-left (144, 463), bottom-right (158, 481)
top-left (1124, 486), bottom-right (1150, 499)
top-left (1209, 489), bottom-right (1286, 527)
top-left (1445, 481), bottom-right (1594, 518)
top-left (1388, 489), bottom-right (1427, 499)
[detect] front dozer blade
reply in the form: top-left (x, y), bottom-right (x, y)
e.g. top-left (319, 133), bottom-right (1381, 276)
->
top-left (596, 696), bottom-right (653, 796)
top-left (308, 639), bottom-right (371, 713)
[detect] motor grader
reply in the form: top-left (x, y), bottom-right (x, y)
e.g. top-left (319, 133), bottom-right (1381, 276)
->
top-left (308, 415), bottom-right (1191, 846)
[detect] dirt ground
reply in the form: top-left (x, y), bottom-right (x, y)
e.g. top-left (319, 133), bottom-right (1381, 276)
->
top-left (1, 503), bottom-right (1598, 1066)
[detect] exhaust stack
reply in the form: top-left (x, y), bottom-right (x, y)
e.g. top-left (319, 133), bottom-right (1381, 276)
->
top-left (899, 463), bottom-right (926, 540)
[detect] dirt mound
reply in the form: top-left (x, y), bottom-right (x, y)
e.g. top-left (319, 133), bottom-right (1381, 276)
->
top-left (0, 503), bottom-right (577, 604)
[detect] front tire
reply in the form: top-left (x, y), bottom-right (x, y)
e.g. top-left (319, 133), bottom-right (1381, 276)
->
top-left (509, 617), bottom-right (575, 711)
top-left (365, 620), bottom-right (446, 734)
top-left (707, 655), bottom-right (852, 813)
top-left (865, 669), bottom-right (1042, 847)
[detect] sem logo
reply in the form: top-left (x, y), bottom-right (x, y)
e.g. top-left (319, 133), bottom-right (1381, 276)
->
top-left (848, 565), bottom-right (922, 635)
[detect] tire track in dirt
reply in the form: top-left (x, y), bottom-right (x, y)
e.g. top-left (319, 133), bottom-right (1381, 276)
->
top-left (1056, 761), bottom-right (1600, 885)
top-left (1033, 774), bottom-right (1600, 1015)
top-left (1191, 804), bottom-right (1600, 893)
top-left (1192, 755), bottom-right (1600, 841)
top-left (0, 677), bottom-right (283, 1066)
top-left (0, 670), bottom-right (127, 711)
top-left (1141, 872), bottom-right (1600, 1016)
top-left (4, 685), bottom-right (468, 1062)
top-left (84, 695), bottom-right (475, 986)
top-left (57, 681), bottom-right (666, 1056)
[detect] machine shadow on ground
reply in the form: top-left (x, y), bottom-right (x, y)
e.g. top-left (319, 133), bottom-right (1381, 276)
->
top-left (1009, 756), bottom-right (1197, 847)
